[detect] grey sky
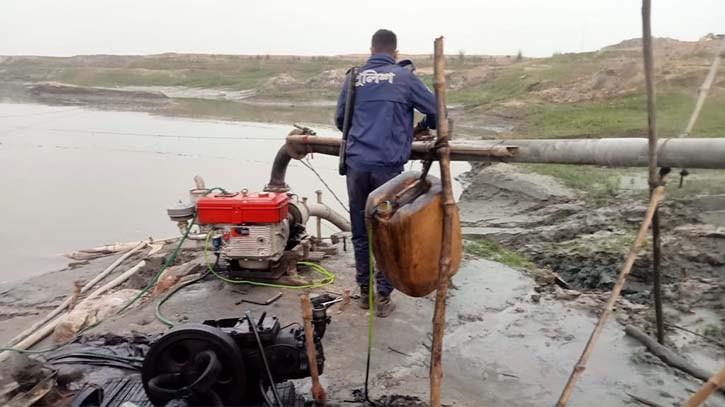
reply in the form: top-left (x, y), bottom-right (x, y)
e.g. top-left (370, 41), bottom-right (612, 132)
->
top-left (1, 0), bottom-right (723, 57)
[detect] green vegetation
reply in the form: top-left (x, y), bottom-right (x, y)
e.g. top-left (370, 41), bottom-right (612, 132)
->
top-left (553, 230), bottom-right (639, 256)
top-left (520, 164), bottom-right (624, 201)
top-left (1, 55), bottom-right (356, 91)
top-left (448, 68), bottom-right (529, 106)
top-left (463, 238), bottom-right (534, 269)
top-left (526, 92), bottom-right (725, 138)
top-left (519, 164), bottom-right (725, 203)
top-left (702, 324), bottom-right (723, 339)
top-left (447, 52), bottom-right (605, 108)
top-left (54, 65), bottom-right (278, 89)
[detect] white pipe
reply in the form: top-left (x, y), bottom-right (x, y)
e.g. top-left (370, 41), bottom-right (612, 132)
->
top-left (193, 174), bottom-right (206, 190)
top-left (305, 202), bottom-right (351, 232)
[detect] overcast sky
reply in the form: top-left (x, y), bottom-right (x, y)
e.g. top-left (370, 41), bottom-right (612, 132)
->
top-left (1, 0), bottom-right (723, 57)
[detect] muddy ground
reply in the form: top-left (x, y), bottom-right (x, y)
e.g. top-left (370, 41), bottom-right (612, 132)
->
top-left (459, 162), bottom-right (724, 385)
top-left (0, 163), bottom-right (723, 406)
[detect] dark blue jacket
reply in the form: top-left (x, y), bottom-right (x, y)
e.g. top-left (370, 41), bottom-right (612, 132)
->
top-left (335, 54), bottom-right (436, 173)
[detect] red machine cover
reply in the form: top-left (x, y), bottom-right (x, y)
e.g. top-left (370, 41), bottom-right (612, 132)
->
top-left (196, 191), bottom-right (288, 224)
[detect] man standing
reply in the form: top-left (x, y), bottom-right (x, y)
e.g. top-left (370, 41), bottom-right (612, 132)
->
top-left (335, 29), bottom-right (436, 317)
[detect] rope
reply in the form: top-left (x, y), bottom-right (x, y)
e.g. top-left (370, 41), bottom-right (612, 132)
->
top-left (299, 157), bottom-right (350, 213)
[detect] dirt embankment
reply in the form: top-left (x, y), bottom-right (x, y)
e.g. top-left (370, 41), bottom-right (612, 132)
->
top-left (458, 163), bottom-right (725, 346)
top-left (2, 36), bottom-right (724, 139)
top-left (28, 82), bottom-right (170, 106)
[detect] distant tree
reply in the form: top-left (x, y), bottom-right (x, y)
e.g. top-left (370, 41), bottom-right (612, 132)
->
top-left (265, 54), bottom-right (270, 60)
top-left (516, 49), bottom-right (523, 61)
top-left (458, 49), bottom-right (465, 62)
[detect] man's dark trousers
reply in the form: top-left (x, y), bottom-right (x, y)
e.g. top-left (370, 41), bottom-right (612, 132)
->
top-left (346, 166), bottom-right (399, 296)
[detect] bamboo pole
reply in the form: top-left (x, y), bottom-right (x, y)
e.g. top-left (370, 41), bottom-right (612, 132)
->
top-left (300, 295), bottom-right (327, 407)
top-left (6, 242), bottom-right (147, 347)
top-left (625, 325), bottom-right (718, 385)
top-left (555, 186), bottom-right (665, 406)
top-left (652, 210), bottom-right (665, 344)
top-left (641, 0), bottom-right (665, 345)
top-left (676, 37), bottom-right (724, 187)
top-left (642, 0), bottom-right (657, 185)
top-left (85, 260), bottom-right (147, 300)
top-left (0, 260), bottom-right (147, 363)
top-left (682, 38), bottom-right (725, 137)
top-left (429, 36), bottom-right (458, 407)
top-left (681, 366), bottom-right (725, 407)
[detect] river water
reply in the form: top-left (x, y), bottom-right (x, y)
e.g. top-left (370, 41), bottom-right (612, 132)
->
top-left (0, 103), bottom-right (469, 283)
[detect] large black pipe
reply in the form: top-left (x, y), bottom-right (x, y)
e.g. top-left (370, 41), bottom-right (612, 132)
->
top-left (265, 142), bottom-right (424, 192)
top-left (265, 143), bottom-right (341, 192)
top-left (266, 145), bottom-right (294, 192)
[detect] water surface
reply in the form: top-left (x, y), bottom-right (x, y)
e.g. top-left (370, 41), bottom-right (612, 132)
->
top-left (0, 103), bottom-right (468, 282)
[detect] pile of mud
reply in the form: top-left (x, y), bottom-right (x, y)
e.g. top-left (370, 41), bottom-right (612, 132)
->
top-left (458, 163), bottom-right (724, 339)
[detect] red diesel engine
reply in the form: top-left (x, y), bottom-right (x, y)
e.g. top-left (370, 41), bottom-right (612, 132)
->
top-left (168, 187), bottom-right (311, 276)
top-left (197, 191), bottom-right (289, 270)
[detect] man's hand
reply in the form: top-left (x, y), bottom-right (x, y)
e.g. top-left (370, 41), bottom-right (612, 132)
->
top-left (413, 118), bottom-right (434, 141)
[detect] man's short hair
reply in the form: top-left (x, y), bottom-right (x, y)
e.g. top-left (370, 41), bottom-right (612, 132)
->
top-left (371, 29), bottom-right (397, 54)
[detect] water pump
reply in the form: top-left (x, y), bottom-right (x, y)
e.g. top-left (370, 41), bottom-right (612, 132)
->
top-left (141, 309), bottom-right (330, 406)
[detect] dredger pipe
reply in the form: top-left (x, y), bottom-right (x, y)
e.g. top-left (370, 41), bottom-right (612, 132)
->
top-left (266, 136), bottom-right (725, 192)
top-left (267, 144), bottom-right (296, 192)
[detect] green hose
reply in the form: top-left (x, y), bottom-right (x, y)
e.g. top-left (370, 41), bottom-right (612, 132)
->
top-left (3, 186), bottom-right (336, 351)
top-left (118, 212), bottom-right (198, 314)
top-left (155, 225), bottom-right (337, 328)
top-left (155, 270), bottom-right (211, 327)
